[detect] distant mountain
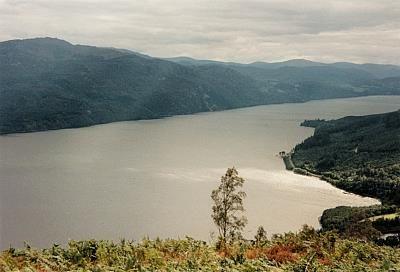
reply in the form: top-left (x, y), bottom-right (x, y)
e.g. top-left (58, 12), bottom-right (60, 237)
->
top-left (250, 59), bottom-right (325, 69)
top-left (231, 65), bottom-right (374, 84)
top-left (168, 56), bottom-right (400, 79)
top-left (0, 38), bottom-right (399, 134)
top-left (163, 56), bottom-right (234, 66)
top-left (167, 57), bottom-right (326, 68)
top-left (330, 62), bottom-right (400, 79)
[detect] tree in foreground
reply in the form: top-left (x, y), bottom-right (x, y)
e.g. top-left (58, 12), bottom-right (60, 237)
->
top-left (211, 167), bottom-right (247, 244)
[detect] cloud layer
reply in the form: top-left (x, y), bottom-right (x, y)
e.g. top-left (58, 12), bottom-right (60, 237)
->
top-left (1, 0), bottom-right (399, 64)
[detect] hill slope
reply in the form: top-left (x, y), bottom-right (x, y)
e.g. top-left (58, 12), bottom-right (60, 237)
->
top-left (0, 38), bottom-right (272, 134)
top-left (1, 38), bottom-right (400, 134)
top-left (292, 110), bottom-right (400, 204)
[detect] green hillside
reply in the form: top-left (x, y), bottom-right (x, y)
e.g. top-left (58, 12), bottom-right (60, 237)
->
top-left (0, 38), bottom-right (268, 133)
top-left (1, 38), bottom-right (400, 134)
top-left (292, 110), bottom-right (400, 204)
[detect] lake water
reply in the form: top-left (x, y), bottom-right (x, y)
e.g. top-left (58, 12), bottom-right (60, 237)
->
top-left (1, 96), bottom-right (399, 249)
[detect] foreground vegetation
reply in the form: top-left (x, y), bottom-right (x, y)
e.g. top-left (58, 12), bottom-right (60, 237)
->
top-left (2, 168), bottom-right (400, 271)
top-left (2, 226), bottom-right (400, 272)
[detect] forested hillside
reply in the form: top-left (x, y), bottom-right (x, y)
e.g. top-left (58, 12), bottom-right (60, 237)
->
top-left (292, 110), bottom-right (400, 204)
top-left (0, 38), bottom-right (269, 133)
top-left (1, 38), bottom-right (400, 134)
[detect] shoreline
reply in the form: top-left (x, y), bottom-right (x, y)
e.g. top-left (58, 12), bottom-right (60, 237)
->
top-left (280, 152), bottom-right (379, 200)
top-left (279, 152), bottom-right (400, 235)
top-left (2, 95), bottom-right (400, 136)
top-left (280, 152), bottom-right (322, 178)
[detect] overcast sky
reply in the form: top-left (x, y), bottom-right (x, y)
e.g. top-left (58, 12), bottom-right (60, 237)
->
top-left (1, 0), bottom-right (399, 64)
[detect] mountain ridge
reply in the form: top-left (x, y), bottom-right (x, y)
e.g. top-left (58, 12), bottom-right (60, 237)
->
top-left (1, 37), bottom-right (399, 134)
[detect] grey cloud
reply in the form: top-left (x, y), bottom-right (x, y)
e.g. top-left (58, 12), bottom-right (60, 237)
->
top-left (0, 0), bottom-right (399, 64)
